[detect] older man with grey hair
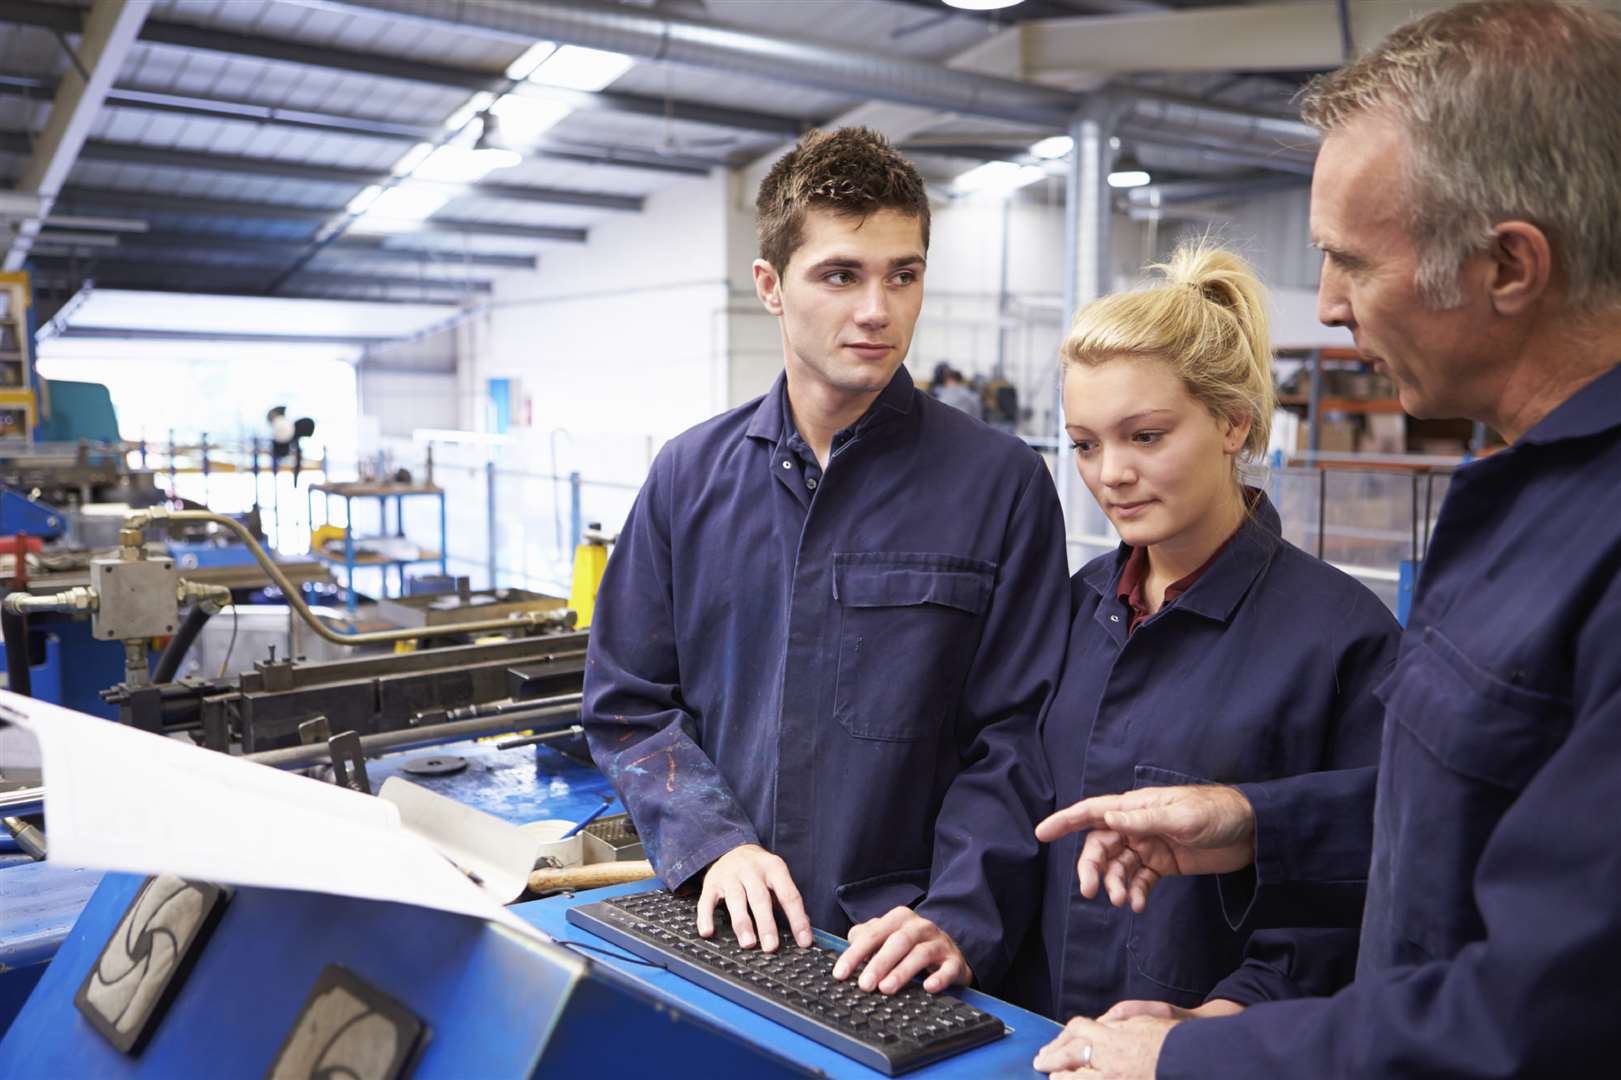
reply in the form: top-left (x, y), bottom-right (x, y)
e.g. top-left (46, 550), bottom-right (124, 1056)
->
top-left (1031, 2), bottom-right (1621, 1076)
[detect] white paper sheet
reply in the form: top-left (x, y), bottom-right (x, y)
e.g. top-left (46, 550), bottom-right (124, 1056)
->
top-left (0, 691), bottom-right (545, 941)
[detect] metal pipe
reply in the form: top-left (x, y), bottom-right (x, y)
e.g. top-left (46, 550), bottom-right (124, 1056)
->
top-left (126, 508), bottom-right (568, 646)
top-left (4, 587), bottom-right (97, 615)
top-left (0, 788), bottom-right (43, 817)
top-left (285, 0), bottom-right (1081, 128)
top-left (2, 815), bottom-right (46, 860)
top-left (0, 696), bottom-right (585, 814)
top-left (1117, 90), bottom-right (1318, 158)
top-left (244, 693), bottom-right (583, 768)
top-left (495, 726), bottom-right (585, 751)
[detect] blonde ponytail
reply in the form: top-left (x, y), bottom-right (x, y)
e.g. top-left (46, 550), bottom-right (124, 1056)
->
top-left (1062, 242), bottom-right (1275, 462)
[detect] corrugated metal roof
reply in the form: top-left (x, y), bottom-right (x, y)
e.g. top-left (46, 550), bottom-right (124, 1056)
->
top-left (4, 0), bottom-right (1312, 304)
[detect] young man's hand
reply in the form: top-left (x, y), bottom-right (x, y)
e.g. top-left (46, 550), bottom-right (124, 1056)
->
top-left (832, 907), bottom-right (972, 994)
top-left (697, 843), bottom-right (814, 951)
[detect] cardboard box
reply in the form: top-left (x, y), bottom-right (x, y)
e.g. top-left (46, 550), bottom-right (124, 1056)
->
top-left (1362, 412), bottom-right (1407, 455)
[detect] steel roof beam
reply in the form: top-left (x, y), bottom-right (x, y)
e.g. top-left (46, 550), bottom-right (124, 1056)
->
top-left (49, 186), bottom-right (593, 241)
top-left (28, 255), bottom-right (497, 294)
top-left (0, 74), bottom-right (439, 141)
top-left (4, 0), bottom-right (151, 270)
top-left (27, 273), bottom-right (466, 305)
top-left (0, 132), bottom-right (646, 210)
top-left (33, 230), bottom-right (540, 270)
top-left (53, 325), bottom-right (437, 347)
top-left (1, 125), bottom-right (706, 180)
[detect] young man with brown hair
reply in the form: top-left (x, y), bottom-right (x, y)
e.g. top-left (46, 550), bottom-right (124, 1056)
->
top-left (583, 128), bottom-right (1069, 997)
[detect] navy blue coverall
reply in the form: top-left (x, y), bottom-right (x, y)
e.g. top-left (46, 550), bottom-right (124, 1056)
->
top-left (582, 367), bottom-right (1070, 989)
top-left (1028, 493), bottom-right (1399, 1019)
top-left (1159, 363), bottom-right (1621, 1077)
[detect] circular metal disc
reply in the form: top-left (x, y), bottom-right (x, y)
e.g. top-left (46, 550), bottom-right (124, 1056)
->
top-left (402, 755), bottom-right (468, 776)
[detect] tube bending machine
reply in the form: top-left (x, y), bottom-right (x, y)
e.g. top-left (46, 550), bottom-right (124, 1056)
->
top-left (0, 507), bottom-right (1059, 1078)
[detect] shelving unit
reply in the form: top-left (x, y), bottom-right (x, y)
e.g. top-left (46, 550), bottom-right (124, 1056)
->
top-left (1277, 347), bottom-right (1495, 461)
top-left (306, 481), bottom-right (448, 615)
top-left (0, 273), bottom-right (36, 442)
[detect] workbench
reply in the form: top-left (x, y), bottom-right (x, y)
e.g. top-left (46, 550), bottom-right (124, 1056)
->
top-left (0, 739), bottom-right (1062, 1077)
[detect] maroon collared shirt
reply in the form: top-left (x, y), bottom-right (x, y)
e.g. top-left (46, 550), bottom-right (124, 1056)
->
top-left (1116, 533), bottom-right (1237, 635)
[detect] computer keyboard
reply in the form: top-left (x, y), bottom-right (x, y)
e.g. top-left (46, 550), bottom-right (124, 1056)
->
top-left (566, 889), bottom-right (1006, 1076)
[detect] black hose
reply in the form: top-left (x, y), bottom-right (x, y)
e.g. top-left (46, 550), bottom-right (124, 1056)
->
top-left (1, 605), bottom-right (31, 698)
top-left (153, 605), bottom-right (213, 684)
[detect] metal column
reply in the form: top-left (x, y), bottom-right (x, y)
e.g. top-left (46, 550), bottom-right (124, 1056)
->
top-left (1056, 102), bottom-right (1118, 551)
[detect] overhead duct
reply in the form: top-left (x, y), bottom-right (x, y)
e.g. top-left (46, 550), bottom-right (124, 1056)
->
top-left (1116, 89), bottom-right (1319, 171)
top-left (285, 0), bottom-right (1083, 128)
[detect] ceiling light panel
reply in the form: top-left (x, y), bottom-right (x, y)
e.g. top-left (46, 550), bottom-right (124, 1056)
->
top-left (526, 45), bottom-right (636, 92)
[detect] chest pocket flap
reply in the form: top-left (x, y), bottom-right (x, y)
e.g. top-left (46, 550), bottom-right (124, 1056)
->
top-left (1381, 626), bottom-right (1570, 790)
top-left (831, 553), bottom-right (996, 741)
top-left (1371, 625), bottom-right (1572, 960)
top-left (833, 561), bottom-right (993, 615)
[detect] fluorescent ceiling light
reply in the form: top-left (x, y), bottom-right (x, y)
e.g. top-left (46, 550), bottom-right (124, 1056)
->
top-left (954, 160), bottom-right (1046, 196)
top-left (1107, 155), bottom-right (1152, 189)
top-left (349, 184), bottom-right (455, 234)
top-left (527, 45), bottom-right (635, 91)
top-left (943, 0), bottom-right (1025, 9)
top-left (505, 41), bottom-right (558, 81)
top-left (444, 91), bottom-right (497, 132)
top-left (1030, 135), bottom-right (1074, 160)
top-left (390, 142), bottom-right (435, 177)
top-left (410, 139), bottom-right (520, 184)
top-left (345, 185), bottom-right (385, 215)
top-left (488, 93), bottom-right (572, 144)
top-left (1107, 169), bottom-right (1151, 188)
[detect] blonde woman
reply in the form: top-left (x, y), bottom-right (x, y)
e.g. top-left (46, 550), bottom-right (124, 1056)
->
top-left (1022, 244), bottom-right (1400, 1025)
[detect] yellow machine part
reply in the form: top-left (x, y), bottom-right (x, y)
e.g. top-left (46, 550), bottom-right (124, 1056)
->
top-left (310, 524), bottom-right (346, 552)
top-left (569, 539), bottom-right (610, 629)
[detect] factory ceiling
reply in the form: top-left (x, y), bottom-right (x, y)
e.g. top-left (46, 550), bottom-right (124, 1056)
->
top-left (0, 0), bottom-right (1371, 316)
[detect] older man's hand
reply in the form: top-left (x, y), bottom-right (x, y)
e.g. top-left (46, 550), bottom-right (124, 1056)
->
top-left (1034, 1015), bottom-right (1176, 1079)
top-left (1099, 998), bottom-right (1247, 1023)
top-left (1034, 785), bottom-right (1256, 912)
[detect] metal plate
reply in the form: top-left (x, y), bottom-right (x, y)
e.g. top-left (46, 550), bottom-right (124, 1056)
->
top-left (401, 755), bottom-right (467, 777)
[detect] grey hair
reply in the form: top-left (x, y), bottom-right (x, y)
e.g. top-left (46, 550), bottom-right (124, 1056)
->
top-left (1299, 0), bottom-right (1621, 312)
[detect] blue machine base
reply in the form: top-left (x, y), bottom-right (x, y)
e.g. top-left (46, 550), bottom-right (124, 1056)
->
top-left (0, 873), bottom-right (812, 1078)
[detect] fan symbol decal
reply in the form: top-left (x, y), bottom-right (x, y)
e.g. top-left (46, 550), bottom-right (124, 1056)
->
top-left (268, 966), bottom-right (427, 1080)
top-left (76, 875), bottom-right (228, 1055)
top-left (270, 984), bottom-right (403, 1079)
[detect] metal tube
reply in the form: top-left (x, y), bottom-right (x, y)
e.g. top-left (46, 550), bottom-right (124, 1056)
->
top-left (127, 508), bottom-right (562, 646)
top-left (485, 459), bottom-right (498, 590)
top-left (244, 693), bottom-right (583, 768)
top-left (285, 0), bottom-right (1081, 128)
top-left (4, 587), bottom-right (96, 614)
top-left (0, 788), bottom-right (43, 817)
top-left (495, 726), bottom-right (585, 751)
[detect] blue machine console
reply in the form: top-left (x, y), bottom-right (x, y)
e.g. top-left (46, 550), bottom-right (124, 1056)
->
top-left (0, 873), bottom-right (813, 1078)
